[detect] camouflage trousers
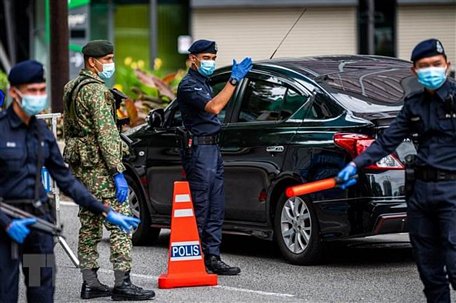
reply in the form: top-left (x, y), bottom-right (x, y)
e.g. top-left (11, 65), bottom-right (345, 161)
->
top-left (72, 165), bottom-right (132, 272)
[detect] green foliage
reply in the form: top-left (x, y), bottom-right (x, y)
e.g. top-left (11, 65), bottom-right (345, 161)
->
top-left (114, 56), bottom-right (186, 127)
top-left (0, 70), bottom-right (8, 92)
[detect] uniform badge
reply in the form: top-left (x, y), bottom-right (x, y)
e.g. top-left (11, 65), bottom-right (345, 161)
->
top-left (6, 142), bottom-right (16, 147)
top-left (214, 43), bottom-right (218, 52)
top-left (436, 41), bottom-right (443, 53)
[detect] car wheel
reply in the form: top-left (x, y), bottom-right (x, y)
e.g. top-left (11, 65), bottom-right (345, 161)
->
top-left (125, 174), bottom-right (160, 246)
top-left (274, 193), bottom-right (322, 265)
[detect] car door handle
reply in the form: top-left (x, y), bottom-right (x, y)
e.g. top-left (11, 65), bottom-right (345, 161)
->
top-left (266, 146), bottom-right (284, 153)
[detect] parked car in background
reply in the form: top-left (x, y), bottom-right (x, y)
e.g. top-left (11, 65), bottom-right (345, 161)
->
top-left (122, 55), bottom-right (420, 265)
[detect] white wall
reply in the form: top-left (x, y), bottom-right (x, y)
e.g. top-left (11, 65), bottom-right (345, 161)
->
top-left (192, 7), bottom-right (358, 67)
top-left (397, 5), bottom-right (456, 66)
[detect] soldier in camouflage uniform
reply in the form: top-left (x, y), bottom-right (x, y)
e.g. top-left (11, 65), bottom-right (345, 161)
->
top-left (63, 40), bottom-right (154, 301)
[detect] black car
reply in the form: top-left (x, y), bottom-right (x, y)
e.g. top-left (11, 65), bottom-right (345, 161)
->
top-left (122, 55), bottom-right (419, 265)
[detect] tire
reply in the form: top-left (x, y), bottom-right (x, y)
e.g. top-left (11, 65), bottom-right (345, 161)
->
top-left (274, 193), bottom-right (322, 265)
top-left (125, 174), bottom-right (160, 246)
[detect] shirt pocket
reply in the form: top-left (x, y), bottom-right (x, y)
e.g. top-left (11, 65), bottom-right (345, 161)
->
top-left (0, 146), bottom-right (25, 173)
top-left (437, 118), bottom-right (456, 132)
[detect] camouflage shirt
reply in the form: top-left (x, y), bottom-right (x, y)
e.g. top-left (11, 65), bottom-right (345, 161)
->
top-left (62, 69), bottom-right (125, 175)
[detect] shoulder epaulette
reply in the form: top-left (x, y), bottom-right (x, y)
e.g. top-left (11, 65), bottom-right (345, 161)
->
top-left (404, 89), bottom-right (424, 102)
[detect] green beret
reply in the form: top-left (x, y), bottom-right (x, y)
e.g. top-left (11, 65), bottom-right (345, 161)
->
top-left (82, 40), bottom-right (114, 57)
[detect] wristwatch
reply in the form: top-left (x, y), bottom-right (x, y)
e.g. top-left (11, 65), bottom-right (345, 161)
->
top-left (229, 77), bottom-right (239, 86)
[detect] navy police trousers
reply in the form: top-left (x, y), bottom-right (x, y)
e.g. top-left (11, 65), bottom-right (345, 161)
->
top-left (0, 228), bottom-right (55, 303)
top-left (181, 144), bottom-right (225, 257)
top-left (408, 179), bottom-right (456, 303)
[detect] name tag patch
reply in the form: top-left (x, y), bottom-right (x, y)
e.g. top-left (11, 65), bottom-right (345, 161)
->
top-left (6, 142), bottom-right (16, 147)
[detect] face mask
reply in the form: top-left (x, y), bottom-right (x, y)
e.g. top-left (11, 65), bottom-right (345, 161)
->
top-left (16, 91), bottom-right (48, 116)
top-left (96, 60), bottom-right (115, 80)
top-left (197, 59), bottom-right (216, 77)
top-left (416, 66), bottom-right (447, 90)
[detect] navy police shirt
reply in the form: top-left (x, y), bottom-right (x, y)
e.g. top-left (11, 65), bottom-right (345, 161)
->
top-left (177, 68), bottom-right (221, 136)
top-left (0, 106), bottom-right (109, 229)
top-left (354, 79), bottom-right (456, 171)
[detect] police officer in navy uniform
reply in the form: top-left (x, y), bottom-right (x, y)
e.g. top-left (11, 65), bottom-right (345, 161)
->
top-left (338, 39), bottom-right (456, 303)
top-left (0, 60), bottom-right (140, 302)
top-left (177, 40), bottom-right (252, 275)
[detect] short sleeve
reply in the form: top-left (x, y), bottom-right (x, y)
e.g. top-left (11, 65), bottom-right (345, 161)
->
top-left (178, 80), bottom-right (212, 112)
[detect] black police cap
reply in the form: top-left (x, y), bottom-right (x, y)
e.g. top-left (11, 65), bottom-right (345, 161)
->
top-left (411, 38), bottom-right (446, 62)
top-left (188, 39), bottom-right (218, 54)
top-left (8, 60), bottom-right (45, 86)
top-left (82, 40), bottom-right (114, 57)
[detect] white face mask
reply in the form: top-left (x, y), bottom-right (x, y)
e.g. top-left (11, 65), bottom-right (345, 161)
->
top-left (95, 59), bottom-right (115, 80)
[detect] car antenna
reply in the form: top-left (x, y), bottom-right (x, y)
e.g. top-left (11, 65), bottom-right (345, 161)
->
top-left (269, 8), bottom-right (307, 59)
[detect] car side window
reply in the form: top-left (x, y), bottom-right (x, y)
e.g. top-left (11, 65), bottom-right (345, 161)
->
top-left (211, 80), bottom-right (227, 122)
top-left (237, 79), bottom-right (304, 122)
top-left (306, 92), bottom-right (343, 120)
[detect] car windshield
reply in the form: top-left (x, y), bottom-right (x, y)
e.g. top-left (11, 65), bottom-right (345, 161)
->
top-left (317, 67), bottom-right (422, 113)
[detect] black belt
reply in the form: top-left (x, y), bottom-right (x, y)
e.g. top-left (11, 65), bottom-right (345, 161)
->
top-left (415, 166), bottom-right (456, 181)
top-left (192, 135), bottom-right (219, 145)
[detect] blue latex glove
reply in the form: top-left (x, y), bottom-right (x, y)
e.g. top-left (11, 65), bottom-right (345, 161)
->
top-left (114, 173), bottom-right (128, 203)
top-left (231, 57), bottom-right (253, 81)
top-left (106, 210), bottom-right (140, 233)
top-left (6, 218), bottom-right (37, 244)
top-left (337, 162), bottom-right (358, 190)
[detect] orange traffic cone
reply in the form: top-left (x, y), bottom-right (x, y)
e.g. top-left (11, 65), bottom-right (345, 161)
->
top-left (158, 181), bottom-right (218, 288)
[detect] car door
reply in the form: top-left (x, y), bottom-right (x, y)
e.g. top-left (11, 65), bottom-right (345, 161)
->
top-left (145, 72), bottom-right (234, 215)
top-left (220, 71), bottom-right (311, 223)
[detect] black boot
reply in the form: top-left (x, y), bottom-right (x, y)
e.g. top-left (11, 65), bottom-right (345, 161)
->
top-left (112, 270), bottom-right (155, 301)
top-left (80, 268), bottom-right (112, 299)
top-left (205, 255), bottom-right (241, 275)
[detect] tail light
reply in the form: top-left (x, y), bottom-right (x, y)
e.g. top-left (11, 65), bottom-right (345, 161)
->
top-left (333, 133), bottom-right (404, 170)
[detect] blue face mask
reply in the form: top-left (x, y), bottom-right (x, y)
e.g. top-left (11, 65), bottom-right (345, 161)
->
top-left (17, 92), bottom-right (48, 116)
top-left (96, 60), bottom-right (115, 80)
top-left (197, 60), bottom-right (216, 77)
top-left (416, 66), bottom-right (447, 90)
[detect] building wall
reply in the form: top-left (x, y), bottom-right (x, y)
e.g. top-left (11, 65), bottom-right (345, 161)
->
top-left (397, 5), bottom-right (456, 65)
top-left (192, 7), bottom-right (357, 67)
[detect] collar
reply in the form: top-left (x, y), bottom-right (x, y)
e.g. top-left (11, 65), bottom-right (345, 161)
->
top-left (188, 68), bottom-right (210, 84)
top-left (435, 79), bottom-right (453, 102)
top-left (79, 68), bottom-right (104, 83)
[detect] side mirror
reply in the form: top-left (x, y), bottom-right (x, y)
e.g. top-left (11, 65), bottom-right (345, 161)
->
top-left (147, 108), bottom-right (164, 128)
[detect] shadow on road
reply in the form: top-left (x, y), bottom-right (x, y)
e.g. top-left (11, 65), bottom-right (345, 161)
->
top-left (149, 230), bottom-right (415, 266)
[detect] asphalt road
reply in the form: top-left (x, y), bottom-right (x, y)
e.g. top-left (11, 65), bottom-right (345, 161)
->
top-left (19, 202), bottom-right (427, 303)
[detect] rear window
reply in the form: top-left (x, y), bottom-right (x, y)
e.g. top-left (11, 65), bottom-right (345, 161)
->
top-left (318, 68), bottom-right (421, 113)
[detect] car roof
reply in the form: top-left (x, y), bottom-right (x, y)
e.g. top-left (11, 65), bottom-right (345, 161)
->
top-left (254, 55), bottom-right (411, 79)
top-left (250, 55), bottom-right (418, 106)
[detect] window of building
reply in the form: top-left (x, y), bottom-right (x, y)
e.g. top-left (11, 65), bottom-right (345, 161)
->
top-left (358, 0), bottom-right (396, 57)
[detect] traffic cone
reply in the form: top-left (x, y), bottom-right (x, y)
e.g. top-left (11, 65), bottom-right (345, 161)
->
top-left (158, 181), bottom-right (218, 288)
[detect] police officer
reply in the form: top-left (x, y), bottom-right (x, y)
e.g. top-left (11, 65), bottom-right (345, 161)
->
top-left (0, 60), bottom-right (139, 303)
top-left (177, 39), bottom-right (252, 275)
top-left (337, 39), bottom-right (456, 303)
top-left (63, 40), bottom-right (154, 300)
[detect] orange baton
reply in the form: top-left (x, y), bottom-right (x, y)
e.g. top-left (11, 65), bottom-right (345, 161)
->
top-left (285, 177), bottom-right (340, 198)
